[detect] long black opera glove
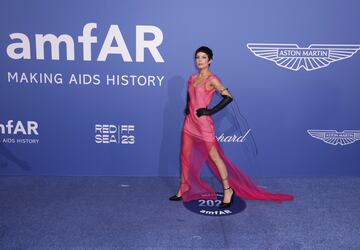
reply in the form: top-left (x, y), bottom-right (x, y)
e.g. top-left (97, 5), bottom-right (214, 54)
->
top-left (184, 93), bottom-right (190, 115)
top-left (196, 95), bottom-right (233, 117)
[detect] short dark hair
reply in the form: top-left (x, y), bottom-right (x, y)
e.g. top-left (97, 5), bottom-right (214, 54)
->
top-left (195, 46), bottom-right (213, 60)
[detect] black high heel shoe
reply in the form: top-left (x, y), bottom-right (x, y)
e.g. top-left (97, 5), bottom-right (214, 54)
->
top-left (219, 187), bottom-right (235, 208)
top-left (169, 194), bottom-right (182, 201)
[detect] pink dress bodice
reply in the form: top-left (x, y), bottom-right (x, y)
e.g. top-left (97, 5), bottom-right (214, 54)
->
top-left (183, 74), bottom-right (218, 142)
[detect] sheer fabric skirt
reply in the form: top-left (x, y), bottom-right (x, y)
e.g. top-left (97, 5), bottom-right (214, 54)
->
top-left (179, 131), bottom-right (294, 202)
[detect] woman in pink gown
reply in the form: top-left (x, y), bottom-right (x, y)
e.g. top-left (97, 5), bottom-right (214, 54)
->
top-left (169, 46), bottom-right (294, 207)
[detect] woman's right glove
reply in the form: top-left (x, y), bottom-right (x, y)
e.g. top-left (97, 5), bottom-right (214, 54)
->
top-left (184, 93), bottom-right (190, 115)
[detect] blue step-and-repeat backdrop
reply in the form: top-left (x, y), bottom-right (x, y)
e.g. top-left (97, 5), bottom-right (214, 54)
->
top-left (1, 0), bottom-right (359, 176)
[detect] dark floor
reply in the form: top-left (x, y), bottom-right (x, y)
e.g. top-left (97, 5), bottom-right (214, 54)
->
top-left (0, 176), bottom-right (359, 249)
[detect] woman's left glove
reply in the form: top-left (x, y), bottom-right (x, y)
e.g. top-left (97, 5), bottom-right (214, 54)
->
top-left (196, 95), bottom-right (233, 117)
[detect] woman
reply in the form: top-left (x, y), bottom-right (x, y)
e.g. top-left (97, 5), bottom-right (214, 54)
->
top-left (169, 46), bottom-right (293, 207)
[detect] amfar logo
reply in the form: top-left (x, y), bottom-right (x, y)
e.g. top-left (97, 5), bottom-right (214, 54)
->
top-left (0, 120), bottom-right (39, 135)
top-left (6, 23), bottom-right (164, 62)
top-left (247, 43), bottom-right (360, 71)
top-left (0, 120), bottom-right (40, 144)
top-left (95, 124), bottom-right (135, 144)
top-left (307, 130), bottom-right (360, 146)
top-left (183, 193), bottom-right (246, 217)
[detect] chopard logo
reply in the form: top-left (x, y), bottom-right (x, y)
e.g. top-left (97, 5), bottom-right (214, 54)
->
top-left (307, 130), bottom-right (360, 146)
top-left (247, 43), bottom-right (360, 71)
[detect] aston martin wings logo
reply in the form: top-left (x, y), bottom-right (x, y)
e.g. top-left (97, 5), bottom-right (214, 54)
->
top-left (307, 130), bottom-right (360, 146)
top-left (247, 43), bottom-right (360, 71)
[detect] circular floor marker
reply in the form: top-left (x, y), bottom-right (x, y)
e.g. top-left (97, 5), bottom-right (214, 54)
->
top-left (183, 192), bottom-right (246, 216)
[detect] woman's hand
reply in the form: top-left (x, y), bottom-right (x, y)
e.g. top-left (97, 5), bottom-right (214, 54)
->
top-left (196, 94), bottom-right (233, 117)
top-left (185, 106), bottom-right (190, 115)
top-left (185, 93), bottom-right (190, 115)
top-left (196, 108), bottom-right (211, 117)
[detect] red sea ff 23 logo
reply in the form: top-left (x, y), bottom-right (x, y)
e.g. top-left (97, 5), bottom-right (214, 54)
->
top-left (95, 124), bottom-right (135, 144)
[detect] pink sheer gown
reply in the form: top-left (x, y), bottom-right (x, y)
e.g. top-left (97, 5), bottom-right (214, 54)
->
top-left (180, 73), bottom-right (294, 202)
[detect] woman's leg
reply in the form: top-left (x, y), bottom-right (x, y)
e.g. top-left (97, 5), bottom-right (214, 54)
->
top-left (176, 132), bottom-right (194, 196)
top-left (208, 146), bottom-right (234, 203)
